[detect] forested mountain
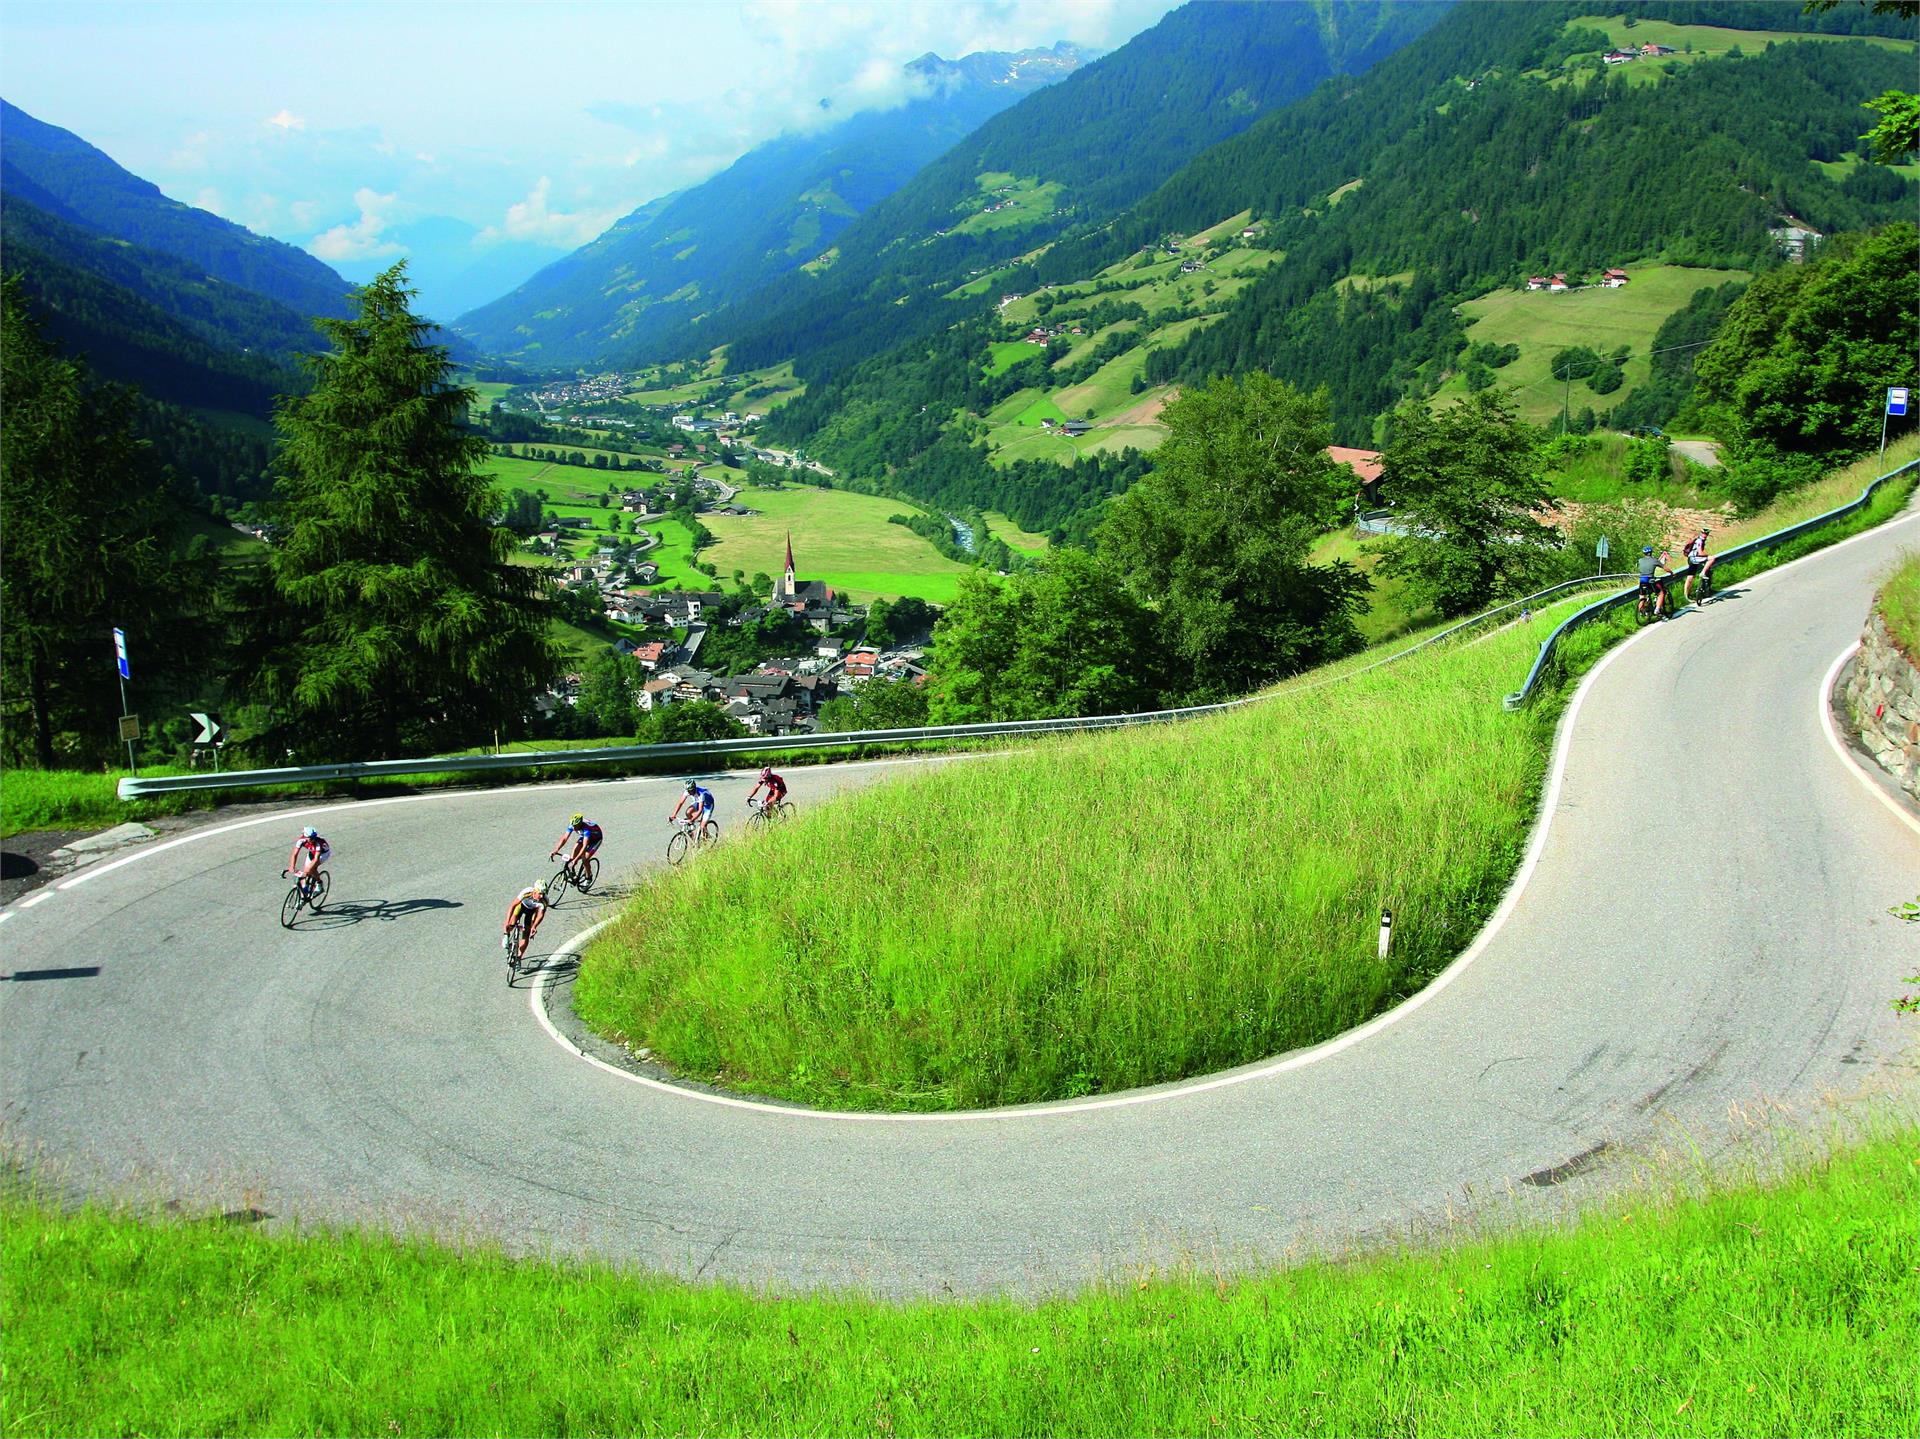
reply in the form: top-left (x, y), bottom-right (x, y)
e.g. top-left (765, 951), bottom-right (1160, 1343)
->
top-left (0, 99), bottom-right (351, 318)
top-left (679, 0), bottom-right (1453, 379)
top-left (755, 0), bottom-right (1917, 527)
top-left (455, 44), bottom-right (1090, 367)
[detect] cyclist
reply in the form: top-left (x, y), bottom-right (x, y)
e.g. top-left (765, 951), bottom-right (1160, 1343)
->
top-left (746, 765), bottom-right (788, 816)
top-left (503, 882), bottom-right (550, 956)
top-left (1681, 527), bottom-right (1716, 602)
top-left (550, 811), bottom-right (603, 874)
top-left (669, 779), bottom-right (716, 834)
top-left (283, 826), bottom-right (330, 893)
top-left (1637, 545), bottom-right (1675, 619)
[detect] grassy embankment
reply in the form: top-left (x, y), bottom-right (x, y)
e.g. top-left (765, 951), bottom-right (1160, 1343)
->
top-left (577, 604), bottom-right (1568, 1111)
top-left (1880, 552), bottom-right (1920, 656)
top-left (6, 1121), bottom-right (1913, 1435)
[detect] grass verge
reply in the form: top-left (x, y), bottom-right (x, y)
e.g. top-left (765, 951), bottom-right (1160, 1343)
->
top-left (578, 613), bottom-right (1563, 1111)
top-left (1877, 551), bottom-right (1920, 659)
top-left (5, 1122), bottom-right (1913, 1435)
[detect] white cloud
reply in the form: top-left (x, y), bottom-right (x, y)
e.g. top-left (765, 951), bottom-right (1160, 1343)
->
top-left (266, 108), bottom-right (305, 131)
top-left (310, 186), bottom-right (405, 261)
top-left (478, 176), bottom-right (621, 249)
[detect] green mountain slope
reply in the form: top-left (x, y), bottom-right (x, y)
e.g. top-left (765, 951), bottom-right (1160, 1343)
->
top-left (755, 0), bottom-right (1915, 529)
top-left (454, 45), bottom-right (1090, 367)
top-left (696, 0), bottom-right (1453, 380)
top-left (0, 99), bottom-right (350, 319)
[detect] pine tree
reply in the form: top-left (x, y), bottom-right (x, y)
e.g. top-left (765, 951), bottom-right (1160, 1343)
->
top-left (257, 263), bottom-right (555, 758)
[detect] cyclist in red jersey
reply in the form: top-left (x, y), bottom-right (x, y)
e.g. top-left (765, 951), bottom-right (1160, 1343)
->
top-left (284, 826), bottom-right (330, 888)
top-left (746, 765), bottom-right (788, 814)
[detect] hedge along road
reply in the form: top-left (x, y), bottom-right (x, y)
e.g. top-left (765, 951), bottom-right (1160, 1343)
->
top-left (3, 511), bottom-right (1918, 1298)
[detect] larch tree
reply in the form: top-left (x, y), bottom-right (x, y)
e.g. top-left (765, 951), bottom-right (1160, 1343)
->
top-left (257, 263), bottom-right (556, 758)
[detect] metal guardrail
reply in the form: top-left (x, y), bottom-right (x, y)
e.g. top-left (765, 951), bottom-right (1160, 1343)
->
top-left (116, 569), bottom-right (1627, 801)
top-left (1502, 455), bottom-right (1920, 710)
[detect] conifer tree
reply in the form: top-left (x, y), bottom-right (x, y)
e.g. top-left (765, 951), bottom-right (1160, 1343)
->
top-left (257, 263), bottom-right (555, 758)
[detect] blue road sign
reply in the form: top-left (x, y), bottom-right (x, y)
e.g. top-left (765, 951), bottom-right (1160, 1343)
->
top-left (1889, 387), bottom-right (1909, 418)
top-left (112, 628), bottom-right (130, 680)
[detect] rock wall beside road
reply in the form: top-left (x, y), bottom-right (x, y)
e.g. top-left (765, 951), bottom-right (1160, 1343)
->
top-left (1844, 609), bottom-right (1920, 798)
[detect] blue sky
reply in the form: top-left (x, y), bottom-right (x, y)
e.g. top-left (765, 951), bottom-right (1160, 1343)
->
top-left (1, 0), bottom-right (1178, 315)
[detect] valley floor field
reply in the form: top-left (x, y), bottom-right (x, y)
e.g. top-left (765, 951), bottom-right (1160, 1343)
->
top-left (701, 484), bottom-right (972, 604)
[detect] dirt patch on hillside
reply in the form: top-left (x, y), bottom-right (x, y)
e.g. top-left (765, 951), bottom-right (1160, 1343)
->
top-left (1104, 388), bottom-right (1178, 431)
top-left (1537, 498), bottom-right (1736, 550)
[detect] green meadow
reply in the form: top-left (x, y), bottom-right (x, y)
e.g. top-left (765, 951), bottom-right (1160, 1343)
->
top-left (699, 484), bottom-right (972, 604)
top-left (1431, 264), bottom-right (1751, 427)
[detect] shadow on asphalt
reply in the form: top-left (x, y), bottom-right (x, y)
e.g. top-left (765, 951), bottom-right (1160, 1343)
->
top-left (289, 897), bottom-right (463, 930)
top-left (508, 952), bottom-right (579, 990)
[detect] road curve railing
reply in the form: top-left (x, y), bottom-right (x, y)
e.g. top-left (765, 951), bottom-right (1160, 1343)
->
top-left (1503, 455), bottom-right (1920, 711)
top-left (116, 573), bottom-right (1624, 801)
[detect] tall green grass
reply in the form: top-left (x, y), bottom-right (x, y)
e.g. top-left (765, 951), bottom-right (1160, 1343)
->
top-left (5, 1123), bottom-right (1913, 1436)
top-left (1878, 552), bottom-right (1920, 658)
top-left (579, 614), bottom-right (1571, 1111)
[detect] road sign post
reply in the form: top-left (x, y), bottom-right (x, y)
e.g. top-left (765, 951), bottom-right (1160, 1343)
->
top-left (1595, 534), bottom-right (1610, 577)
top-left (112, 627), bottom-right (138, 776)
top-left (1884, 386), bottom-right (1910, 463)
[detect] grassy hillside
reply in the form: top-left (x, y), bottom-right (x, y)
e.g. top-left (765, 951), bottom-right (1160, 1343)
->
top-left (6, 1123), bottom-right (1911, 1435)
top-left (579, 604), bottom-right (1573, 1110)
top-left (1430, 264), bottom-right (1750, 426)
top-left (701, 485), bottom-right (971, 604)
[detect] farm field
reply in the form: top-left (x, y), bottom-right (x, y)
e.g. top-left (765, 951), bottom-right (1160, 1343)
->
top-left (1431, 264), bottom-right (1750, 426)
top-left (701, 485), bottom-right (971, 604)
top-left (1570, 13), bottom-right (1917, 63)
top-left (950, 172), bottom-right (1062, 236)
top-left (479, 454), bottom-right (703, 584)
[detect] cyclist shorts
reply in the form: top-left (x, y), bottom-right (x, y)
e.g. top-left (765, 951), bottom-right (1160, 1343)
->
top-left (1638, 576), bottom-right (1657, 589)
top-left (1683, 560), bottom-right (1704, 578)
top-left (581, 832), bottom-right (603, 854)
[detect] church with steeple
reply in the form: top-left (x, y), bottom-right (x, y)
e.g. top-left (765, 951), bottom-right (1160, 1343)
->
top-left (770, 532), bottom-right (831, 608)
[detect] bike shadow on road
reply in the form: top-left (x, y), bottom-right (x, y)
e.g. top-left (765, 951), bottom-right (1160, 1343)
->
top-left (289, 897), bottom-right (463, 930)
top-left (508, 950), bottom-right (580, 990)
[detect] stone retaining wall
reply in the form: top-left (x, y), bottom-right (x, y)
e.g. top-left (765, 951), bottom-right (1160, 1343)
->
top-left (1843, 610), bottom-right (1920, 798)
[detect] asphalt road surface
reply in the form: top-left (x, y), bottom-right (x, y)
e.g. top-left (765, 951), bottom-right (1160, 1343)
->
top-left (4, 513), bottom-right (1917, 1296)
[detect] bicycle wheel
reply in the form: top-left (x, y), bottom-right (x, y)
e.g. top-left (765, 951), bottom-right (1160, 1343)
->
top-left (549, 867), bottom-right (572, 902)
top-left (579, 856), bottom-right (599, 892)
top-left (308, 871), bottom-right (330, 912)
top-left (666, 830), bottom-right (691, 866)
top-left (774, 802), bottom-right (794, 822)
top-left (700, 819), bottom-right (720, 847)
top-left (280, 886), bottom-right (304, 929)
top-left (747, 807), bottom-right (768, 833)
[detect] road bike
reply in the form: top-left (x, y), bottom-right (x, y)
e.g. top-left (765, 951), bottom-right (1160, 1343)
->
top-left (279, 868), bottom-right (330, 928)
top-left (548, 849), bottom-right (601, 900)
top-left (746, 797), bottom-right (794, 831)
top-left (665, 813), bottom-right (720, 865)
top-left (503, 909), bottom-right (536, 982)
top-left (1633, 577), bottom-right (1671, 625)
top-left (1689, 561), bottom-right (1716, 605)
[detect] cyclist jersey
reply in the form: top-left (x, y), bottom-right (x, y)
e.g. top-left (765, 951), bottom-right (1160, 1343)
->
top-left (762, 774), bottom-right (787, 802)
top-left (510, 887), bottom-right (546, 919)
top-left (1684, 536), bottom-right (1708, 564)
top-left (688, 786), bottom-right (715, 813)
top-left (297, 834), bottom-right (331, 859)
top-left (1637, 556), bottom-right (1664, 583)
top-left (560, 820), bottom-right (602, 846)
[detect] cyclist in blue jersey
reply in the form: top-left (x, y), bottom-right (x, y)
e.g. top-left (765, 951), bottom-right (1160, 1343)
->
top-left (550, 811), bottom-right (603, 871)
top-left (669, 780), bottom-right (716, 834)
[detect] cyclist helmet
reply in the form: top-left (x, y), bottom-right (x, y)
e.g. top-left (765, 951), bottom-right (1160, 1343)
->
top-left (684, 780), bottom-right (698, 794)
top-left (570, 812), bottom-right (584, 826)
top-left (758, 766), bottom-right (771, 780)
top-left (302, 826), bottom-right (318, 839)
top-left (532, 882), bottom-right (548, 902)
top-left (1642, 545), bottom-right (1654, 555)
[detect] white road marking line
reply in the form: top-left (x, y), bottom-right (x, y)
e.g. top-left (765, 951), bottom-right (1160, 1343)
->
top-left (0, 910), bottom-right (14, 924)
top-left (18, 892), bottom-right (52, 908)
top-left (54, 751), bottom-right (992, 894)
top-left (530, 618), bottom-right (1671, 1124)
top-left (1819, 643), bottom-right (1920, 839)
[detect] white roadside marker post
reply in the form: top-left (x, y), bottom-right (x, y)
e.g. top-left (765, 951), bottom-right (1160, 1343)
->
top-left (1378, 907), bottom-right (1393, 961)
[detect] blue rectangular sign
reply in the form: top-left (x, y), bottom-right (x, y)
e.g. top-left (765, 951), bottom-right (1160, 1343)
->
top-left (112, 627), bottom-right (129, 680)
top-left (1890, 386), bottom-right (1910, 418)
